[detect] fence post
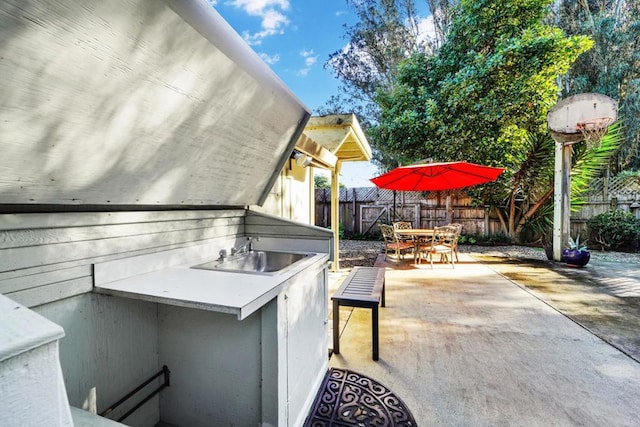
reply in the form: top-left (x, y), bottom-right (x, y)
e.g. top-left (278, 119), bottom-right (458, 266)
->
top-left (352, 188), bottom-right (357, 236)
top-left (484, 205), bottom-right (490, 235)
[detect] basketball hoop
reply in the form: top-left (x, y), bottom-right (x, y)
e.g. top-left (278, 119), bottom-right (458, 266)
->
top-left (576, 117), bottom-right (614, 149)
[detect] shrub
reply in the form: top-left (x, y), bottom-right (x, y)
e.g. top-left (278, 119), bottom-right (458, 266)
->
top-left (480, 232), bottom-right (512, 245)
top-left (587, 210), bottom-right (640, 251)
top-left (458, 233), bottom-right (510, 245)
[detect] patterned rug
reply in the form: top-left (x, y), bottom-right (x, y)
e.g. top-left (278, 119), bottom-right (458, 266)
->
top-left (304, 368), bottom-right (417, 426)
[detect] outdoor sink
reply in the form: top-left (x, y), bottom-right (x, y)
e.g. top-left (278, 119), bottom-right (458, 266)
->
top-left (192, 250), bottom-right (312, 275)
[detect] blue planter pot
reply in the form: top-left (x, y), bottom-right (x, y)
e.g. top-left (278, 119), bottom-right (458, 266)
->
top-left (561, 249), bottom-right (590, 267)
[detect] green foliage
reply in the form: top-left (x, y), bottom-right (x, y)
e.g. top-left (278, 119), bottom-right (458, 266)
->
top-left (480, 232), bottom-right (513, 245)
top-left (520, 122), bottom-right (624, 244)
top-left (458, 235), bottom-right (477, 244)
top-left (557, 1), bottom-right (640, 170)
top-left (618, 170), bottom-right (640, 178)
top-left (567, 235), bottom-right (588, 252)
top-left (347, 232), bottom-right (371, 241)
top-left (520, 199), bottom-right (554, 243)
top-left (314, 175), bottom-right (331, 189)
top-left (570, 121), bottom-right (625, 210)
top-left (372, 0), bottom-right (594, 241)
top-left (458, 233), bottom-right (511, 245)
top-left (587, 209), bottom-right (640, 251)
top-left (321, 0), bottom-right (429, 125)
top-left (373, 0), bottom-right (593, 170)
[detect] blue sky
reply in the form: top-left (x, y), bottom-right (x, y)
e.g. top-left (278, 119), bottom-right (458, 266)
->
top-left (209, 1), bottom-right (431, 186)
top-left (210, 0), bottom-right (356, 112)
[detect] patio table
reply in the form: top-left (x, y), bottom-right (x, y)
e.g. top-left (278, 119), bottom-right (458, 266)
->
top-left (394, 229), bottom-right (435, 263)
top-left (394, 228), bottom-right (435, 238)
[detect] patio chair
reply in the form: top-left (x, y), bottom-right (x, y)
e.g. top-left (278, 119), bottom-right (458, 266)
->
top-left (379, 224), bottom-right (414, 262)
top-left (393, 221), bottom-right (414, 243)
top-left (447, 223), bottom-right (463, 262)
top-left (419, 225), bottom-right (458, 268)
top-left (393, 221), bottom-right (413, 231)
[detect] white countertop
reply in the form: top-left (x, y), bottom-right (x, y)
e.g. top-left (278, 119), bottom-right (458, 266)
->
top-left (94, 252), bottom-right (329, 320)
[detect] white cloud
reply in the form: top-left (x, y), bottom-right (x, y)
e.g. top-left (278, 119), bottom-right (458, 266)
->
top-left (225, 0), bottom-right (291, 44)
top-left (228, 0), bottom-right (289, 15)
top-left (261, 9), bottom-right (289, 31)
top-left (298, 49), bottom-right (319, 76)
top-left (259, 52), bottom-right (281, 64)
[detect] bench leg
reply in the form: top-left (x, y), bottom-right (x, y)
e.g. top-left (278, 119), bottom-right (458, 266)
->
top-left (381, 278), bottom-right (386, 307)
top-left (332, 299), bottom-right (340, 355)
top-left (372, 305), bottom-right (379, 361)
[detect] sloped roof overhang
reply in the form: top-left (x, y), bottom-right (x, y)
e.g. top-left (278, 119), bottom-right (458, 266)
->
top-left (303, 114), bottom-right (372, 164)
top-left (294, 134), bottom-right (338, 170)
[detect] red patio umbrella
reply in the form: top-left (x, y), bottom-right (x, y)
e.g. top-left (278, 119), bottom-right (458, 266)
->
top-left (370, 161), bottom-right (505, 191)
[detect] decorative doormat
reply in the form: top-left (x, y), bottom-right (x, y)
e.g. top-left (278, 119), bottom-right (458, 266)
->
top-left (304, 368), bottom-right (417, 426)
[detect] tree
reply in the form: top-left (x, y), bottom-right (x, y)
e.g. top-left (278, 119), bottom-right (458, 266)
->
top-left (319, 0), bottom-right (458, 168)
top-left (314, 174), bottom-right (331, 189)
top-left (314, 174), bottom-right (346, 189)
top-left (522, 122), bottom-right (624, 245)
top-left (555, 0), bottom-right (640, 171)
top-left (372, 0), bottom-right (593, 240)
top-left (321, 0), bottom-right (424, 127)
top-left (425, 0), bottom-right (458, 50)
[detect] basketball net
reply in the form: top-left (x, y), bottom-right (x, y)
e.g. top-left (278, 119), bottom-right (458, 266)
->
top-left (576, 117), bottom-right (614, 150)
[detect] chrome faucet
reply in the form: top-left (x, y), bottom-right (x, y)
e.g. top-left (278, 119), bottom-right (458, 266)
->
top-left (230, 236), bottom-right (259, 256)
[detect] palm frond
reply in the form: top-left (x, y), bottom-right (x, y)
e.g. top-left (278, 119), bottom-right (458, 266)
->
top-left (570, 120), bottom-right (624, 210)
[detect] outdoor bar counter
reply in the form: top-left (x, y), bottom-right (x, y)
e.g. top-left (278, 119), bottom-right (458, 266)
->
top-left (91, 237), bottom-right (330, 425)
top-left (94, 248), bottom-right (329, 320)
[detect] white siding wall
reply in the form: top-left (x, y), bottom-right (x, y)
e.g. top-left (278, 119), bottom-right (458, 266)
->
top-left (256, 161), bottom-right (315, 224)
top-left (0, 210), bottom-right (245, 307)
top-left (1, 209), bottom-right (244, 426)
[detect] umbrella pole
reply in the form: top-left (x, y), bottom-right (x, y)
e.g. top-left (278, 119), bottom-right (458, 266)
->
top-left (393, 190), bottom-right (397, 222)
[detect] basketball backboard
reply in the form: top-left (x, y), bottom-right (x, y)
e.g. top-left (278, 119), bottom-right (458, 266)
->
top-left (547, 93), bottom-right (618, 144)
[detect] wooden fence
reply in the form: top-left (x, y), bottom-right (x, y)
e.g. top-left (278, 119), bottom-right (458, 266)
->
top-left (315, 176), bottom-right (640, 239)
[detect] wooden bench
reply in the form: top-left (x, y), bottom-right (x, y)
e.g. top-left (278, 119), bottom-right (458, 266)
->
top-left (332, 266), bottom-right (386, 361)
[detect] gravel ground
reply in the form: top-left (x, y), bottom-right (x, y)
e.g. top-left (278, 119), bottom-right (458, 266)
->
top-left (338, 239), bottom-right (640, 269)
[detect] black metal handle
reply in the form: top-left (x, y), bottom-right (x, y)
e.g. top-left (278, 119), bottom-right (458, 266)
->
top-left (100, 365), bottom-right (170, 422)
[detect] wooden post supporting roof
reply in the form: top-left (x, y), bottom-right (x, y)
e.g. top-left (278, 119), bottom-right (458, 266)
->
top-left (302, 114), bottom-right (372, 271)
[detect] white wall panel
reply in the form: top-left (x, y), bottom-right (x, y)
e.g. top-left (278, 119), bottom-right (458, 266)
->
top-left (0, 0), bottom-right (309, 207)
top-left (36, 294), bottom-right (160, 426)
top-left (0, 210), bottom-right (244, 307)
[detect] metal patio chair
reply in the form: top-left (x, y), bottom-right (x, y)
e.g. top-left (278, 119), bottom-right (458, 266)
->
top-left (379, 224), bottom-right (414, 262)
top-left (420, 225), bottom-right (458, 268)
top-left (447, 223), bottom-right (463, 262)
top-left (393, 221), bottom-right (414, 244)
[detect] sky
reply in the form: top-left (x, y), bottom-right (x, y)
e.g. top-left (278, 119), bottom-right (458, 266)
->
top-left (208, 0), bottom-right (410, 187)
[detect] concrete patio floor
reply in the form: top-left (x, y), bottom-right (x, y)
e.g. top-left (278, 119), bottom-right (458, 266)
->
top-left (327, 253), bottom-right (640, 426)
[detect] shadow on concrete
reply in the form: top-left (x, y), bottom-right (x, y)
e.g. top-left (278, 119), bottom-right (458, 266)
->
top-left (474, 255), bottom-right (640, 362)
